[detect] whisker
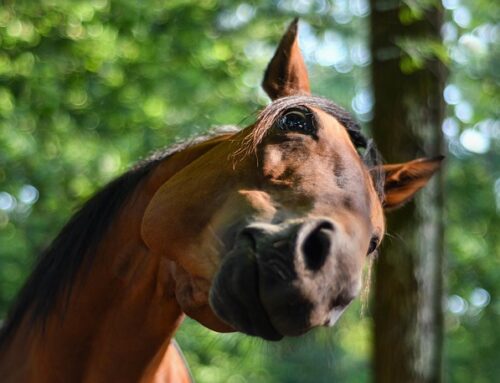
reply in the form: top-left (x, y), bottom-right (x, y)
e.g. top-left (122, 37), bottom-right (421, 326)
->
top-left (207, 225), bottom-right (225, 248)
top-left (360, 256), bottom-right (374, 316)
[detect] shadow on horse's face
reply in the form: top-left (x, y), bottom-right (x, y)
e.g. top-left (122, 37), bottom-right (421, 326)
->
top-left (141, 19), bottom-right (441, 341)
top-left (208, 106), bottom-right (384, 340)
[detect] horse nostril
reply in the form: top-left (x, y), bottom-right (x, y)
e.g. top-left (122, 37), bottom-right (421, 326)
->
top-left (301, 220), bottom-right (335, 271)
top-left (239, 228), bottom-right (258, 251)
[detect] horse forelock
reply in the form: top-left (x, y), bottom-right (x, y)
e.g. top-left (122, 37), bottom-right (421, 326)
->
top-left (239, 95), bottom-right (385, 199)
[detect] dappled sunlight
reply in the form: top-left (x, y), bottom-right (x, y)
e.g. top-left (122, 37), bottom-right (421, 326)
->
top-left (0, 0), bottom-right (498, 382)
top-left (460, 128), bottom-right (490, 153)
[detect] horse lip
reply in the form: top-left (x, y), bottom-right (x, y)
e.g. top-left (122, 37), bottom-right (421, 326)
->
top-left (324, 304), bottom-right (350, 327)
top-left (257, 320), bottom-right (284, 341)
top-left (210, 248), bottom-right (284, 341)
top-left (210, 285), bottom-right (284, 341)
top-left (251, 263), bottom-right (284, 341)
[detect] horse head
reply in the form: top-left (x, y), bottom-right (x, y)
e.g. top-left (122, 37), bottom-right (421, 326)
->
top-left (141, 20), bottom-right (442, 341)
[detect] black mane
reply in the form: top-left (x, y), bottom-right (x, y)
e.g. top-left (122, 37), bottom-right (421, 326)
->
top-left (0, 131), bottom-right (237, 347)
top-left (0, 157), bottom-right (157, 347)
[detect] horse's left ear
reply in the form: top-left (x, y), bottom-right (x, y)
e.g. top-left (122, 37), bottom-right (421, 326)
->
top-left (262, 18), bottom-right (311, 100)
top-left (376, 156), bottom-right (444, 210)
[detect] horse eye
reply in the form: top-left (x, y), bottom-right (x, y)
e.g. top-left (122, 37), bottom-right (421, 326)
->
top-left (367, 236), bottom-right (379, 255)
top-left (277, 109), bottom-right (315, 134)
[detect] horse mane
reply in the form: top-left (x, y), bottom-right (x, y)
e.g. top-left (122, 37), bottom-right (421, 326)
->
top-left (0, 127), bottom-right (239, 348)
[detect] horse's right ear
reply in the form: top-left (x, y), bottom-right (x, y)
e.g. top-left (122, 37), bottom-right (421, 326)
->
top-left (262, 18), bottom-right (311, 100)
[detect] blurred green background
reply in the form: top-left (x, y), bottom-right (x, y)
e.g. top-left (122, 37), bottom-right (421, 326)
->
top-left (0, 0), bottom-right (498, 382)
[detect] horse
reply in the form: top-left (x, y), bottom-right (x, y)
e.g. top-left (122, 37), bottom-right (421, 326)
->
top-left (0, 19), bottom-right (442, 382)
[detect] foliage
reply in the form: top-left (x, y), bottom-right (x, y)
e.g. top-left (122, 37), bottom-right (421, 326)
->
top-left (440, 0), bottom-right (500, 381)
top-left (0, 0), bottom-right (498, 382)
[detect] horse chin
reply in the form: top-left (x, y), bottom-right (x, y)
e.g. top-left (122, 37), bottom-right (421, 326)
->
top-left (209, 247), bottom-right (284, 341)
top-left (183, 304), bottom-right (235, 333)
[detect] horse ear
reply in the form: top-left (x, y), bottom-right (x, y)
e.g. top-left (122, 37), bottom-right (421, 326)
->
top-left (377, 156), bottom-right (444, 210)
top-left (262, 18), bottom-right (311, 100)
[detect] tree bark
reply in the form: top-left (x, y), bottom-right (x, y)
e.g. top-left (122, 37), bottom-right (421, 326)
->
top-left (369, 1), bottom-right (445, 382)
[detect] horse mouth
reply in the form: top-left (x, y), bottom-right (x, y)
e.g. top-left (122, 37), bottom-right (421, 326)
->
top-left (209, 243), bottom-right (284, 341)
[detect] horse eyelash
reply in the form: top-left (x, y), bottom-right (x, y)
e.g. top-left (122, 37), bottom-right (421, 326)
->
top-left (275, 107), bottom-right (317, 135)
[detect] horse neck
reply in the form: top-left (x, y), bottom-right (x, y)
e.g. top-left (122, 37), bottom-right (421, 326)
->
top-left (0, 135), bottom-right (230, 383)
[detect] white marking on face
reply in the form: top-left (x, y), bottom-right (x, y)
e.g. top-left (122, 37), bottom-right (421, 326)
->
top-left (326, 306), bottom-right (348, 327)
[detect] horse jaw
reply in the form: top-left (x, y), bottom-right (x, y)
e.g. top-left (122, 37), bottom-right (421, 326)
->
top-left (169, 261), bottom-right (234, 333)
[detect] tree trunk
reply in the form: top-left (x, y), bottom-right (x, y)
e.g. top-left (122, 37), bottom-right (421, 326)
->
top-left (369, 1), bottom-right (445, 382)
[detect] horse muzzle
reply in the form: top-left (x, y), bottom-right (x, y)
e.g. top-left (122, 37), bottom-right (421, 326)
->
top-left (209, 218), bottom-right (361, 341)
